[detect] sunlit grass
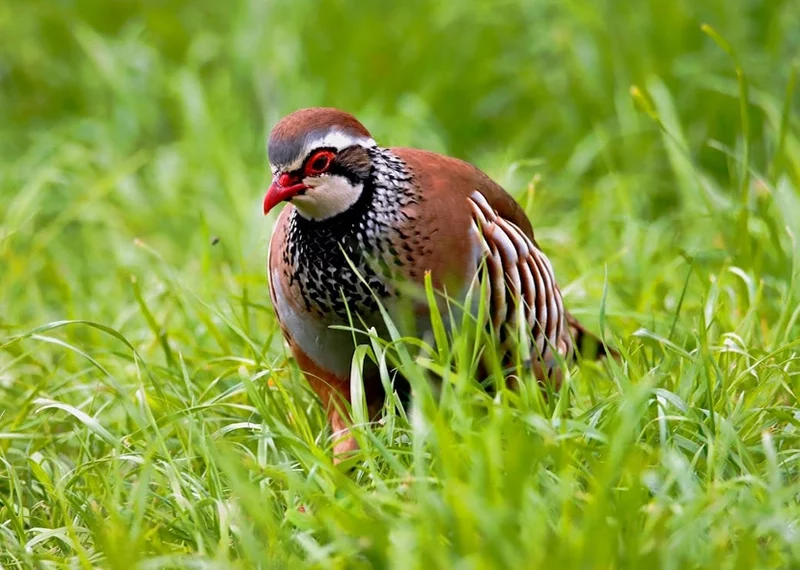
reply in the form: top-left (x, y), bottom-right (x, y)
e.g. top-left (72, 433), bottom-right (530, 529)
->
top-left (1, 1), bottom-right (799, 568)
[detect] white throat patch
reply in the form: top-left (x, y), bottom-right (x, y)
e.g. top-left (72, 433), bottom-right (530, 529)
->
top-left (291, 175), bottom-right (364, 221)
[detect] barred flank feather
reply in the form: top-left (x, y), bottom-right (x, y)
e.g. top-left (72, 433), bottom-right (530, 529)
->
top-left (467, 191), bottom-right (613, 381)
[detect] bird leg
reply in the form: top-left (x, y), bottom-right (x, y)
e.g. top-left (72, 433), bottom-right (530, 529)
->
top-left (289, 342), bottom-right (388, 463)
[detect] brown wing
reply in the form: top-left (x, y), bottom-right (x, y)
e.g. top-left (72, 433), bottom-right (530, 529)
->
top-left (392, 147), bottom-right (612, 368)
top-left (390, 146), bottom-right (538, 280)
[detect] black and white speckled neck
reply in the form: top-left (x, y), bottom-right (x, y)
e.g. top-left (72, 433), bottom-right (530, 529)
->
top-left (282, 147), bottom-right (418, 319)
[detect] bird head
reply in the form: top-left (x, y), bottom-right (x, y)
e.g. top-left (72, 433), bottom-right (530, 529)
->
top-left (263, 107), bottom-right (376, 221)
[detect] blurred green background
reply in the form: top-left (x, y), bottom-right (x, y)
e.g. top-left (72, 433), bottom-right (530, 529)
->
top-left (2, 0), bottom-right (800, 567)
top-left (2, 0), bottom-right (798, 332)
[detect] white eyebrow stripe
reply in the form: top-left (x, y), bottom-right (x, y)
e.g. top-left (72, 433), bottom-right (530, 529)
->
top-left (272, 130), bottom-right (377, 173)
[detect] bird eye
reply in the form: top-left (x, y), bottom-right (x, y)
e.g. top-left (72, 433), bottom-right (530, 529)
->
top-left (305, 150), bottom-right (334, 175)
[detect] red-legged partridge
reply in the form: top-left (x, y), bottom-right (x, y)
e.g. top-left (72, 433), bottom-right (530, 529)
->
top-left (263, 107), bottom-right (612, 460)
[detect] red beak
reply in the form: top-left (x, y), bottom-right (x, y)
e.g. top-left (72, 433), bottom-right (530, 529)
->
top-left (262, 173), bottom-right (308, 215)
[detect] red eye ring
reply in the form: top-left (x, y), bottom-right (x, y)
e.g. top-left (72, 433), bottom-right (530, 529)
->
top-left (304, 150), bottom-right (335, 176)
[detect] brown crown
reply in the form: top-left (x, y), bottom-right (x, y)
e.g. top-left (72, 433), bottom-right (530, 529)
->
top-left (268, 107), bottom-right (373, 168)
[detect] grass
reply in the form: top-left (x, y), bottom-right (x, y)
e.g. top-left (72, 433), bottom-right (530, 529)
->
top-left (1, 0), bottom-right (799, 568)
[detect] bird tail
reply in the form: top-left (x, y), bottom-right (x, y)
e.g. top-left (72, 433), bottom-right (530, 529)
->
top-left (565, 310), bottom-right (619, 362)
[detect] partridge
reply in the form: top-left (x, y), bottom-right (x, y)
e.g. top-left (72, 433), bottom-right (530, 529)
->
top-left (263, 107), bottom-right (612, 459)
